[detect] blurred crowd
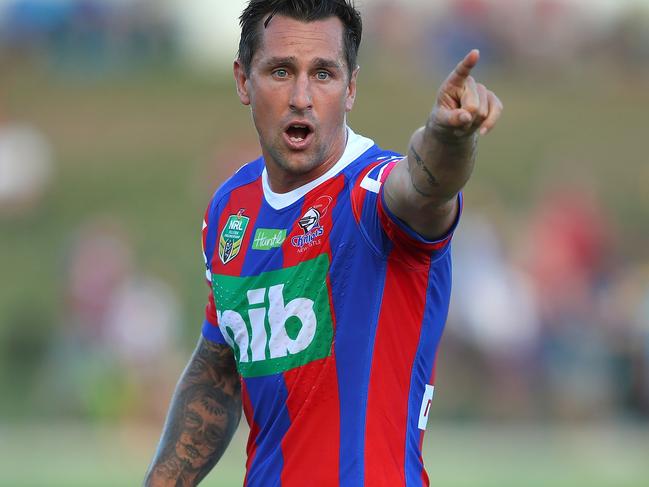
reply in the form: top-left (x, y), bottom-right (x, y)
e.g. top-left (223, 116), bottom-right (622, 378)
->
top-left (0, 0), bottom-right (648, 424)
top-left (0, 0), bottom-right (173, 73)
top-left (364, 0), bottom-right (649, 75)
top-left (0, 0), bottom-right (648, 73)
top-left (446, 187), bottom-right (649, 421)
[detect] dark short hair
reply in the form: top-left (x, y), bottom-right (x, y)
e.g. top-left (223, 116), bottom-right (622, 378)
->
top-left (238, 0), bottom-right (362, 79)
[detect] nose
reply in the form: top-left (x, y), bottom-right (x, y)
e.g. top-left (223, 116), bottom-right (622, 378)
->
top-left (289, 73), bottom-right (313, 112)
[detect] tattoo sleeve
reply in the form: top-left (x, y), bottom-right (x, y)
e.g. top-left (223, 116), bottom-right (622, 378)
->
top-left (144, 338), bottom-right (242, 487)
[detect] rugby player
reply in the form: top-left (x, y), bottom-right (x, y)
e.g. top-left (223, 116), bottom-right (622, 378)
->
top-left (145, 1), bottom-right (502, 485)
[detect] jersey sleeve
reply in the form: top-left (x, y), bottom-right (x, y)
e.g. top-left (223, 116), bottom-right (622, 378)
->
top-left (351, 156), bottom-right (462, 258)
top-left (200, 198), bottom-right (228, 345)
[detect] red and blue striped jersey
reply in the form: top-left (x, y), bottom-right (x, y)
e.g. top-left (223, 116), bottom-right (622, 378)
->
top-left (201, 129), bottom-right (460, 487)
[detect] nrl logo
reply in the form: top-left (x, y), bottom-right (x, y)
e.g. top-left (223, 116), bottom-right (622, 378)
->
top-left (292, 195), bottom-right (332, 249)
top-left (219, 209), bottom-right (249, 265)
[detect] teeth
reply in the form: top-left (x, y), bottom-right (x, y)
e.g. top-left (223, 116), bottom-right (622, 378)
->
top-left (289, 136), bottom-right (304, 142)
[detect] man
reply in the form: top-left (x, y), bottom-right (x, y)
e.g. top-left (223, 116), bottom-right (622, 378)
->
top-left (145, 1), bottom-right (502, 486)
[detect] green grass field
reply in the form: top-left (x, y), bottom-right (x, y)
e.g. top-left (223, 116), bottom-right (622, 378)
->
top-left (1, 421), bottom-right (648, 486)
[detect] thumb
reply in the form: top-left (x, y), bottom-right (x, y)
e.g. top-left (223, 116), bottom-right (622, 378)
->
top-left (436, 107), bottom-right (473, 128)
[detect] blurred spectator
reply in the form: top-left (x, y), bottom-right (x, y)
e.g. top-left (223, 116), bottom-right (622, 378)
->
top-left (449, 210), bottom-right (540, 418)
top-left (0, 98), bottom-right (53, 216)
top-left (526, 187), bottom-right (611, 322)
top-left (40, 218), bottom-right (182, 420)
top-left (451, 212), bottom-right (539, 357)
top-left (524, 186), bottom-right (620, 419)
top-left (600, 6), bottom-right (649, 71)
top-left (423, 0), bottom-right (501, 73)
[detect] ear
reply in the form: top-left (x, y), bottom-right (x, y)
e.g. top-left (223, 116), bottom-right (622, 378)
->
top-left (234, 59), bottom-right (251, 106)
top-left (345, 66), bottom-right (360, 112)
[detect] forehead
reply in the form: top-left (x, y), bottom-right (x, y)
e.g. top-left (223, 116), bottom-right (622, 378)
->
top-left (253, 15), bottom-right (345, 66)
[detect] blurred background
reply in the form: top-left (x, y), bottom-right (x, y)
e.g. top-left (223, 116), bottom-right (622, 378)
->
top-left (1, 0), bottom-right (648, 485)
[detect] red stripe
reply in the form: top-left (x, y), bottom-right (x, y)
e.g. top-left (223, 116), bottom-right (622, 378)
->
top-left (377, 194), bottom-right (450, 253)
top-left (241, 380), bottom-right (260, 487)
top-left (210, 180), bottom-right (263, 278)
top-left (279, 176), bottom-right (344, 486)
top-left (379, 160), bottom-right (398, 183)
top-left (350, 162), bottom-right (380, 224)
top-left (203, 203), bottom-right (218, 325)
top-left (205, 291), bottom-right (217, 325)
top-left (365, 246), bottom-right (431, 486)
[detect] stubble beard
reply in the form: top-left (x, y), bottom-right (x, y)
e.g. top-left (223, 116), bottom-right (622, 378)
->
top-left (264, 135), bottom-right (329, 177)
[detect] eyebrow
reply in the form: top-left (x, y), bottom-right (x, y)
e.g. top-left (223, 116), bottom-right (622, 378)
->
top-left (262, 56), bottom-right (343, 71)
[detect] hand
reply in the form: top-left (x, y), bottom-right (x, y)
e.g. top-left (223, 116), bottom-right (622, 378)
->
top-left (431, 49), bottom-right (503, 137)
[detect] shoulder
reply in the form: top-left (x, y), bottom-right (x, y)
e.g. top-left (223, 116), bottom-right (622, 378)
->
top-left (345, 146), bottom-right (404, 190)
top-left (205, 157), bottom-right (264, 219)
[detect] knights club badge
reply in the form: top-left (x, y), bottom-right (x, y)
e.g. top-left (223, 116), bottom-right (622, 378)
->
top-left (218, 210), bottom-right (250, 265)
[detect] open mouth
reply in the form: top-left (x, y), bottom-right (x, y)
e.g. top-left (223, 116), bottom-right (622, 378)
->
top-left (184, 444), bottom-right (200, 459)
top-left (284, 123), bottom-right (314, 149)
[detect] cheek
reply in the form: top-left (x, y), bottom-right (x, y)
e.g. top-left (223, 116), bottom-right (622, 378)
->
top-left (252, 97), bottom-right (281, 135)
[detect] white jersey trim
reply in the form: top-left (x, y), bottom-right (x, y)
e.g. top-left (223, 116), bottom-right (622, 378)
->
top-left (261, 127), bottom-right (375, 210)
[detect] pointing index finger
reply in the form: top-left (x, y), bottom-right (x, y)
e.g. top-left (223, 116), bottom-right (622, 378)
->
top-left (446, 49), bottom-right (480, 87)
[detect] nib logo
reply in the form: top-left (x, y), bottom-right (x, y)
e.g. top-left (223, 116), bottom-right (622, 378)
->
top-left (212, 254), bottom-right (333, 377)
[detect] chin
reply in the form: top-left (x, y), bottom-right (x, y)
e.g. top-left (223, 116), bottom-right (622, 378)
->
top-left (287, 158), bottom-right (320, 175)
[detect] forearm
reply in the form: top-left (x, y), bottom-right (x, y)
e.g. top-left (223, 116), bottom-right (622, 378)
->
top-left (407, 122), bottom-right (478, 204)
top-left (144, 338), bottom-right (242, 487)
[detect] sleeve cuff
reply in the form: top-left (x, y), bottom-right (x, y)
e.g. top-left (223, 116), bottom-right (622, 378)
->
top-left (201, 319), bottom-right (228, 345)
top-left (378, 188), bottom-right (463, 253)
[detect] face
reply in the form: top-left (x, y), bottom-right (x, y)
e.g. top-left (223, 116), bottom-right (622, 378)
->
top-left (176, 396), bottom-right (226, 470)
top-left (234, 15), bottom-right (358, 192)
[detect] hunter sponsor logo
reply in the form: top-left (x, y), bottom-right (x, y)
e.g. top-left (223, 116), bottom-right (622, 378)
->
top-left (212, 254), bottom-right (333, 377)
top-left (252, 228), bottom-right (286, 250)
top-left (218, 209), bottom-right (249, 265)
top-left (291, 195), bottom-right (332, 250)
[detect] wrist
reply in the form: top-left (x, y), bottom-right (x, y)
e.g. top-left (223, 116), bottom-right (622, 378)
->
top-left (426, 117), bottom-right (478, 145)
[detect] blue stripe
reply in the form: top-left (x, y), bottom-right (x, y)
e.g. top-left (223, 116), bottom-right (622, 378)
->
top-left (332, 183), bottom-right (389, 487)
top-left (201, 319), bottom-right (227, 344)
top-left (404, 252), bottom-right (453, 486)
top-left (244, 375), bottom-right (291, 487)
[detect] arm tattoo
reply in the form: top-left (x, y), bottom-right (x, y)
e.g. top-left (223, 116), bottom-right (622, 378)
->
top-left (145, 339), bottom-right (241, 486)
top-left (408, 145), bottom-right (439, 197)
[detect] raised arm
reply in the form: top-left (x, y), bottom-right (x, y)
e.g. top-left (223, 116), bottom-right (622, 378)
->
top-left (383, 49), bottom-right (503, 240)
top-left (144, 337), bottom-right (242, 487)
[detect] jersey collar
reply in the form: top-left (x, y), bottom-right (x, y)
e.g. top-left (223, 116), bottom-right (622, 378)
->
top-left (262, 126), bottom-right (375, 210)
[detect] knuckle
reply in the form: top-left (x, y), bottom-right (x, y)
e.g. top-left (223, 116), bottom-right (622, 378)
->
top-left (465, 103), bottom-right (479, 115)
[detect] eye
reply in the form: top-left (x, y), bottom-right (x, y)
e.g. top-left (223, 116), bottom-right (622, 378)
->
top-left (316, 71), bottom-right (330, 80)
top-left (273, 69), bottom-right (289, 78)
top-left (185, 412), bottom-right (202, 428)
